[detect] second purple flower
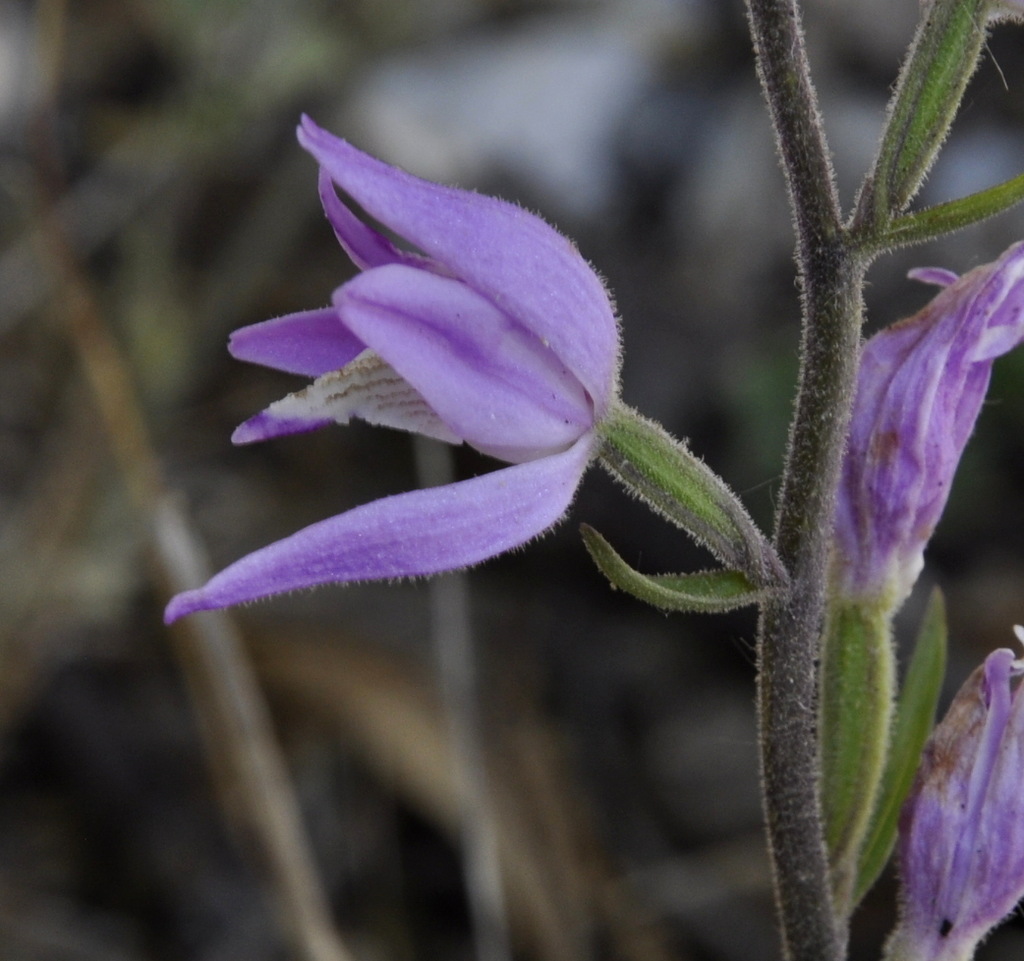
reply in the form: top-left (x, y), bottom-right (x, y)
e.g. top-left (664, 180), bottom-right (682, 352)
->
top-left (833, 241), bottom-right (1024, 607)
top-left (888, 638), bottom-right (1024, 961)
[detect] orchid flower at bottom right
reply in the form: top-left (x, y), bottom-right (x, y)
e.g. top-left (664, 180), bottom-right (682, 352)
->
top-left (887, 630), bottom-right (1024, 961)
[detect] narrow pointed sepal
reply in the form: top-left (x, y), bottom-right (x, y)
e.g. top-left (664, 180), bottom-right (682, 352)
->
top-left (596, 402), bottom-right (785, 590)
top-left (581, 525), bottom-right (770, 614)
top-left (854, 588), bottom-right (948, 908)
top-left (164, 436), bottom-right (593, 623)
top-left (228, 307), bottom-right (365, 377)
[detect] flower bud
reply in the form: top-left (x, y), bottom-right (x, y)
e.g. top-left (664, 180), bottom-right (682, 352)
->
top-left (833, 242), bottom-right (1024, 609)
top-left (887, 636), bottom-right (1024, 961)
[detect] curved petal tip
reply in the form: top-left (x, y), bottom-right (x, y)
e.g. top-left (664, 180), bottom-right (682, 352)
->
top-left (908, 267), bottom-right (960, 288)
top-left (164, 589), bottom-right (209, 624)
top-left (232, 410), bottom-right (332, 445)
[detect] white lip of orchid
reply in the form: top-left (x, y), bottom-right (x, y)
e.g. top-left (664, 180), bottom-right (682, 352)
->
top-left (231, 349), bottom-right (592, 463)
top-left (236, 350), bottom-right (461, 445)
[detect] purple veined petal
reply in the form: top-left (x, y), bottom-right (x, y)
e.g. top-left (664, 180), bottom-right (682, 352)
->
top-left (893, 646), bottom-right (1024, 961)
top-left (972, 322), bottom-right (1024, 363)
top-left (834, 242), bottom-right (1024, 602)
top-left (894, 655), bottom-right (994, 961)
top-left (936, 649), bottom-right (1015, 925)
top-left (297, 115), bottom-right (618, 414)
top-left (163, 433), bottom-right (595, 622)
top-left (228, 307), bottom-right (366, 377)
top-left (317, 168), bottom-right (435, 273)
top-left (978, 648), bottom-right (1024, 931)
top-left (839, 319), bottom-right (948, 589)
top-left (232, 352), bottom-right (462, 447)
top-left (908, 267), bottom-right (960, 288)
top-left (335, 264), bottom-right (593, 462)
top-left (965, 245), bottom-right (1024, 361)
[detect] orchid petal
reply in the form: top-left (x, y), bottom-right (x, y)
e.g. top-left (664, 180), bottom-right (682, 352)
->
top-left (232, 351), bottom-right (461, 446)
top-left (164, 433), bottom-right (594, 622)
top-left (297, 115), bottom-right (618, 413)
top-left (835, 241), bottom-right (1024, 602)
top-left (908, 267), bottom-right (959, 288)
top-left (964, 247), bottom-right (1024, 361)
top-left (893, 645), bottom-right (1024, 961)
top-left (336, 265), bottom-right (592, 462)
top-left (317, 168), bottom-right (434, 273)
top-left (229, 307), bottom-right (365, 377)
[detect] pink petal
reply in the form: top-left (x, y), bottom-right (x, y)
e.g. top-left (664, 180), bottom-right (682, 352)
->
top-left (232, 409), bottom-right (333, 444)
top-left (163, 434), bottom-right (594, 622)
top-left (908, 267), bottom-right (959, 288)
top-left (297, 115), bottom-right (618, 414)
top-left (228, 307), bottom-right (365, 377)
top-left (336, 264), bottom-right (593, 462)
top-left (317, 168), bottom-right (435, 273)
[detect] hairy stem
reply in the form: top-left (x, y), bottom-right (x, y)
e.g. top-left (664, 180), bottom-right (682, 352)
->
top-left (745, 0), bottom-right (840, 251)
top-left (745, 1), bottom-right (865, 959)
top-left (761, 252), bottom-right (864, 961)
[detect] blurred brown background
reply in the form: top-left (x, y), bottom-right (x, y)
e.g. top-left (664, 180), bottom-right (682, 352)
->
top-left (4, 1), bottom-right (1024, 959)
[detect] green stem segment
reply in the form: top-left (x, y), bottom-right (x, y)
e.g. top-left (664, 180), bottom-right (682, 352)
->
top-left (757, 252), bottom-right (866, 961)
top-left (742, 0), bottom-right (1016, 957)
top-left (745, 1), bottom-right (859, 958)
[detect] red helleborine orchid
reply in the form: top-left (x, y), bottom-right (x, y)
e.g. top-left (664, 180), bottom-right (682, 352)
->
top-left (165, 116), bottom-right (619, 623)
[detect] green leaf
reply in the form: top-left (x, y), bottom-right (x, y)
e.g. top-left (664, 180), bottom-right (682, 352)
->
top-left (853, 588), bottom-right (947, 906)
top-left (820, 597), bottom-right (897, 918)
top-left (858, 172), bottom-right (1024, 254)
top-left (856, 0), bottom-right (991, 227)
top-left (596, 402), bottom-right (785, 590)
top-left (581, 525), bottom-right (769, 614)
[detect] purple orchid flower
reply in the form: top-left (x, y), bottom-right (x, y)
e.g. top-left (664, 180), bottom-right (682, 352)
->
top-left (832, 241), bottom-right (1024, 607)
top-left (887, 635), bottom-right (1024, 961)
top-left (164, 116), bottom-right (618, 623)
